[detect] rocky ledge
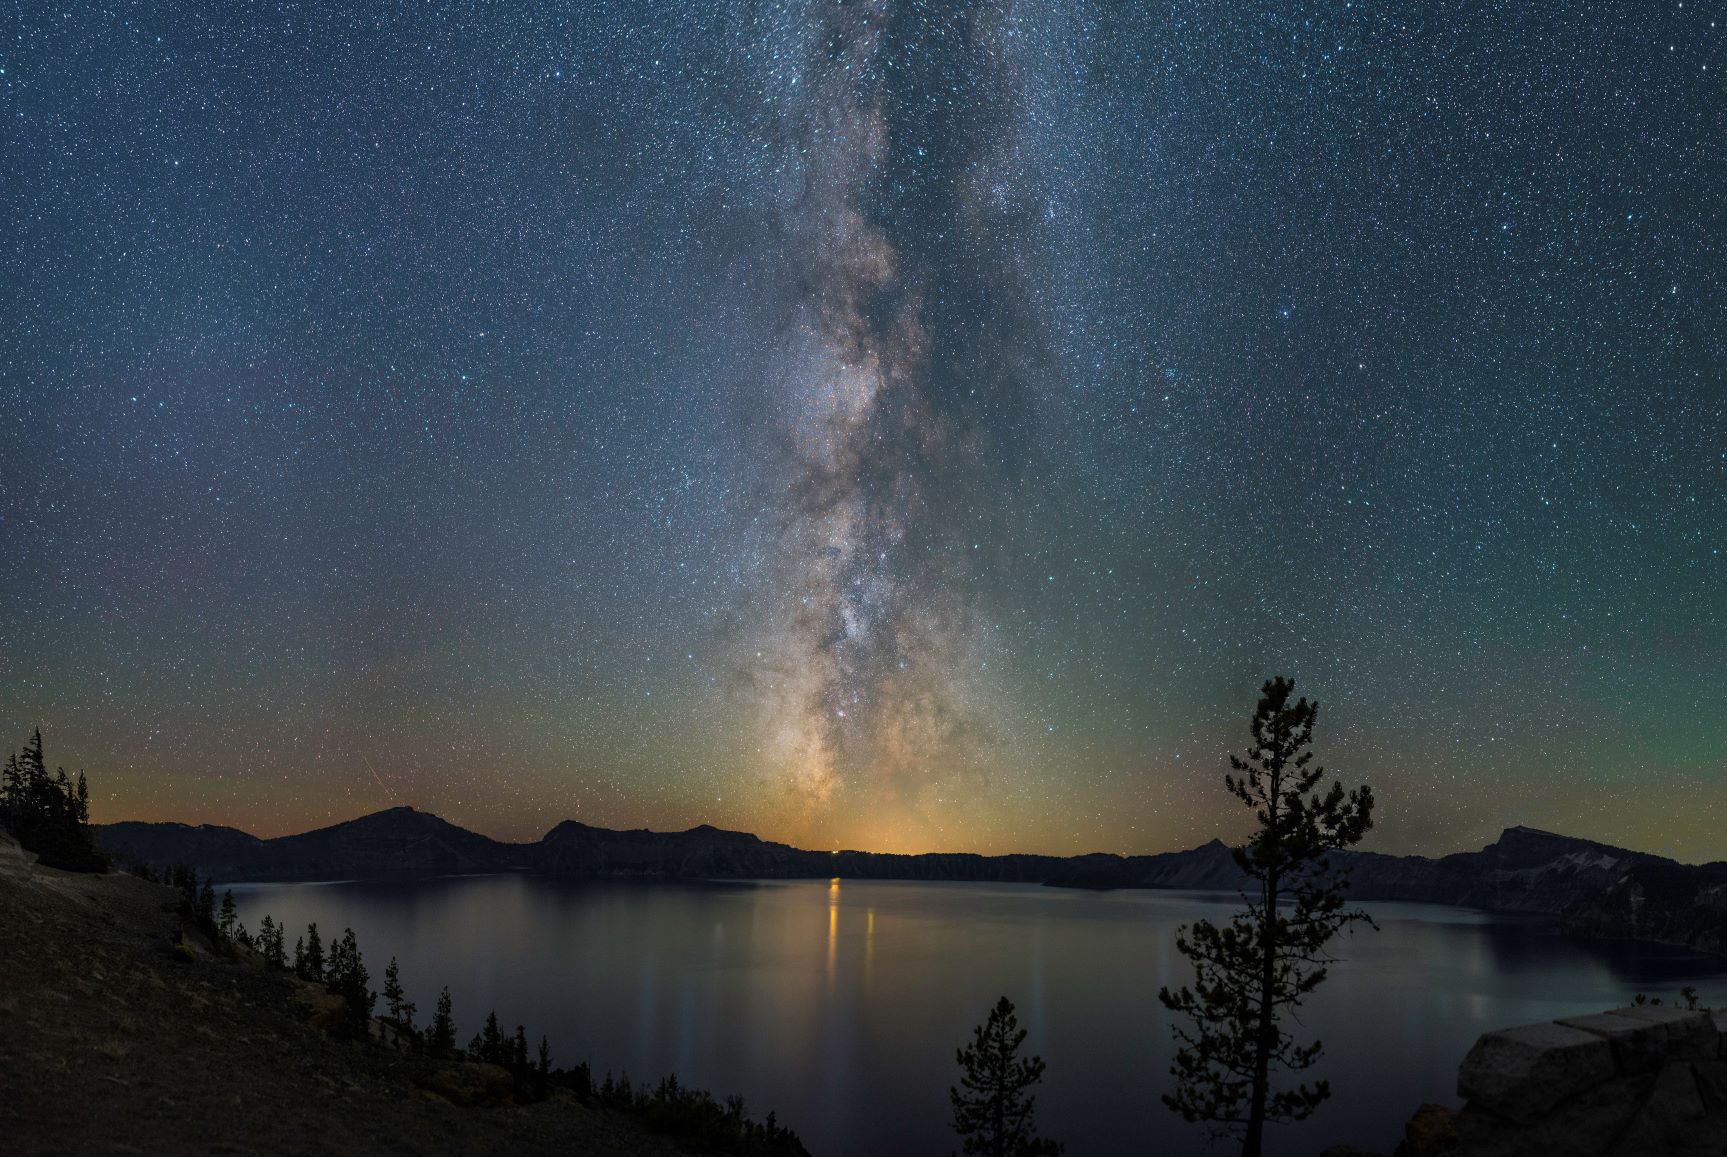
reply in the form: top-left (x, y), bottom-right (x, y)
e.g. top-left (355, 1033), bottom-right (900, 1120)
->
top-left (1351, 1005), bottom-right (1727, 1157)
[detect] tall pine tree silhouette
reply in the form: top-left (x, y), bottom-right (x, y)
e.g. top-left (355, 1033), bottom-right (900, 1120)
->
top-left (1159, 677), bottom-right (1375, 1156)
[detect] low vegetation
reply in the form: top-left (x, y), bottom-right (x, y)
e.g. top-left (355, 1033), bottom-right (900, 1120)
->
top-left (133, 855), bottom-right (807, 1155)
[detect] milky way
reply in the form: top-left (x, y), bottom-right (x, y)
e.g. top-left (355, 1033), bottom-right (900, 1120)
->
top-left (2, 0), bottom-right (1723, 859)
top-left (738, 2), bottom-right (1049, 837)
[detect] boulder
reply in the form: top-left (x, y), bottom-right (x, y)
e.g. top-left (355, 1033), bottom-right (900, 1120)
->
top-left (1426, 1005), bottom-right (1727, 1155)
top-left (417, 1062), bottom-right (515, 1107)
top-left (1459, 1071), bottom-right (1651, 1157)
top-left (1457, 1021), bottom-right (1616, 1122)
top-left (1608, 1062), bottom-right (1708, 1156)
top-left (1603, 1007), bottom-right (1717, 1061)
top-left (1693, 1060), bottom-right (1727, 1114)
top-left (295, 983), bottom-right (349, 1033)
top-left (1555, 1012), bottom-right (1676, 1075)
top-left (1393, 1103), bottom-right (1459, 1157)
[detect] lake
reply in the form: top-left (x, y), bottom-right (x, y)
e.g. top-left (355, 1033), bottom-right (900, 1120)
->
top-left (228, 875), bottom-right (1727, 1156)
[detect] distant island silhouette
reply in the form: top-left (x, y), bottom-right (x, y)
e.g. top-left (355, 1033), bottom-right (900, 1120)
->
top-left (96, 807), bottom-right (1727, 960)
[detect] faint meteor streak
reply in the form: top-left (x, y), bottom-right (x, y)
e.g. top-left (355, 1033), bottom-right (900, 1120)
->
top-left (362, 754), bottom-right (395, 802)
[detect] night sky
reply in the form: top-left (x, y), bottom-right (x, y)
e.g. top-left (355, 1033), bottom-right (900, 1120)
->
top-left (3, 2), bottom-right (1723, 860)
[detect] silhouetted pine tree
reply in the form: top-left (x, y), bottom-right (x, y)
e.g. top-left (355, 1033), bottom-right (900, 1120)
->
top-left (324, 927), bottom-right (374, 1037)
top-left (195, 879), bottom-right (217, 932)
top-left (298, 923), bottom-right (324, 982)
top-left (379, 954), bottom-right (418, 1039)
top-left (1159, 677), bottom-right (1375, 1157)
top-left (480, 1010), bottom-right (504, 1064)
top-left (258, 915), bottom-right (286, 968)
top-left (949, 996), bottom-right (1062, 1157)
top-left (0, 731), bottom-right (107, 872)
top-left (429, 987), bottom-right (456, 1056)
top-left (217, 890), bottom-right (238, 940)
top-left (1, 752), bottom-right (18, 819)
top-left (383, 956), bottom-right (405, 1020)
top-left (18, 729), bottom-right (43, 788)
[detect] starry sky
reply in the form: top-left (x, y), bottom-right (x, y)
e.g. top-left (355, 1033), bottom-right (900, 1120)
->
top-left (3, 1), bottom-right (1723, 860)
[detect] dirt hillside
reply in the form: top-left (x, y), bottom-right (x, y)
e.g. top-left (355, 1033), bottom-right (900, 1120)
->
top-left (0, 831), bottom-right (700, 1156)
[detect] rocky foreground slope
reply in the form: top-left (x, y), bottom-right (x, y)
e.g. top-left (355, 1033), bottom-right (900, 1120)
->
top-left (0, 830), bottom-right (746, 1157)
top-left (1326, 1004), bottom-right (1727, 1157)
top-left (1446, 1002), bottom-right (1727, 1156)
top-left (95, 808), bottom-right (1727, 957)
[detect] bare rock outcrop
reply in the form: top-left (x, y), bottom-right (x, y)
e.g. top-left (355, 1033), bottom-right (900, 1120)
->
top-left (1442, 1005), bottom-right (1727, 1156)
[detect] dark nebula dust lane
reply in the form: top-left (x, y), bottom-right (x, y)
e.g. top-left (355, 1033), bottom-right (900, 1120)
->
top-left (1, 1), bottom-right (1723, 858)
top-left (737, 2), bottom-right (1053, 842)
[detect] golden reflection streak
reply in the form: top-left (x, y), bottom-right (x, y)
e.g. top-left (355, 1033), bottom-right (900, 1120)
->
top-left (864, 907), bottom-right (875, 991)
top-left (827, 877), bottom-right (841, 987)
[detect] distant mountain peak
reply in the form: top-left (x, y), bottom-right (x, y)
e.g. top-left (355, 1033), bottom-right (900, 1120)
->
top-left (338, 806), bottom-right (440, 828)
top-left (1494, 825), bottom-right (1623, 851)
top-left (681, 823), bottom-right (762, 843)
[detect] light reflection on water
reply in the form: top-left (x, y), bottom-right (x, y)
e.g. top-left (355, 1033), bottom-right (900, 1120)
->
top-left (229, 876), bottom-right (1727, 1157)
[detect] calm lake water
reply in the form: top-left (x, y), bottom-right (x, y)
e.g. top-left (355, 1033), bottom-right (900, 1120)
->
top-left (229, 875), bottom-right (1727, 1156)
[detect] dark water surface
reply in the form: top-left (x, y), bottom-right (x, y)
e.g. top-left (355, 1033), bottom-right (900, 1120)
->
top-left (230, 876), bottom-right (1727, 1156)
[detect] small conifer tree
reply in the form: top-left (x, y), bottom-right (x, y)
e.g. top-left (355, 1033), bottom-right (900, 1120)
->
top-left (299, 923), bottom-right (324, 981)
top-left (481, 1010), bottom-right (504, 1064)
top-left (258, 915), bottom-right (286, 968)
top-left (324, 927), bottom-right (373, 1037)
top-left (217, 890), bottom-right (238, 940)
top-left (195, 879), bottom-right (217, 931)
top-left (950, 996), bottom-right (1063, 1157)
top-left (383, 956), bottom-right (405, 1021)
top-left (429, 987), bottom-right (456, 1056)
